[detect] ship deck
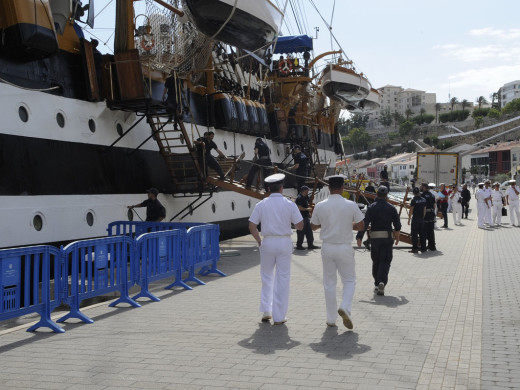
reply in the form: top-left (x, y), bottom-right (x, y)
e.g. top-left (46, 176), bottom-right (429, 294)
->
top-left (0, 210), bottom-right (518, 389)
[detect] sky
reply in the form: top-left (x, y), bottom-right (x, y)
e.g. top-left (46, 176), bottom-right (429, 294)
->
top-left (85, 0), bottom-right (520, 105)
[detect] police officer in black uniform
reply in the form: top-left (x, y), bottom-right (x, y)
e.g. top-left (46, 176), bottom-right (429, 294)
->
top-left (295, 186), bottom-right (319, 250)
top-left (421, 182), bottom-right (437, 251)
top-left (288, 145), bottom-right (308, 191)
top-left (356, 186), bottom-right (401, 296)
top-left (245, 138), bottom-right (272, 189)
top-left (408, 187), bottom-right (427, 253)
top-left (127, 188), bottom-right (166, 222)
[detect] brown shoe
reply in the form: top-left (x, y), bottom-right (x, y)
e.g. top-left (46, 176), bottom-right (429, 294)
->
top-left (337, 308), bottom-right (353, 329)
top-left (261, 312), bottom-right (272, 322)
top-left (273, 318), bottom-right (287, 325)
top-left (326, 322), bottom-right (337, 327)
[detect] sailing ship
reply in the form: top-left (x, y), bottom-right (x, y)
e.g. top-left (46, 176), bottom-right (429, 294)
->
top-left (0, 0), bottom-right (378, 248)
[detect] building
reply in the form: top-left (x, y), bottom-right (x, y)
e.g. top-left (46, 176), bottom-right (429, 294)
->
top-left (469, 141), bottom-right (520, 178)
top-left (500, 80), bottom-right (520, 108)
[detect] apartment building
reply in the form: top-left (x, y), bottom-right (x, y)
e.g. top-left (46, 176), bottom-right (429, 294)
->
top-left (500, 80), bottom-right (520, 108)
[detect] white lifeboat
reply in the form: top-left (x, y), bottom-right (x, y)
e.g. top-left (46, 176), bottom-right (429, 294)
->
top-left (321, 64), bottom-right (370, 105)
top-left (358, 88), bottom-right (380, 113)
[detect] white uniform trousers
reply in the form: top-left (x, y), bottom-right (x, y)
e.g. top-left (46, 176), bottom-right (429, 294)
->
top-left (510, 200), bottom-right (520, 226)
top-left (477, 203), bottom-right (487, 227)
top-left (321, 243), bottom-right (356, 324)
top-left (259, 237), bottom-right (293, 322)
top-left (492, 204), bottom-right (502, 225)
top-left (485, 203), bottom-right (492, 224)
top-left (452, 203), bottom-right (462, 225)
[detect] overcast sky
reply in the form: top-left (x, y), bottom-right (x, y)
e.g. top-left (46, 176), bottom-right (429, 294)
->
top-left (87, 0), bottom-right (519, 105)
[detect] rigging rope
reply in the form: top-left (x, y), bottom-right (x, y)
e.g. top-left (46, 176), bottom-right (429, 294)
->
top-left (0, 78), bottom-right (60, 92)
top-left (210, 0), bottom-right (238, 40)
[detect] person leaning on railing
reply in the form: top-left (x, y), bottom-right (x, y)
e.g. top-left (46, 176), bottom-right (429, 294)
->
top-left (127, 187), bottom-right (166, 222)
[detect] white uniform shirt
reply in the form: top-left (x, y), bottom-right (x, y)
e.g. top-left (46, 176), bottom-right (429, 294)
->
top-left (310, 194), bottom-right (364, 244)
top-left (451, 191), bottom-right (461, 204)
top-left (483, 187), bottom-right (492, 200)
top-left (491, 189), bottom-right (503, 205)
top-left (506, 186), bottom-right (519, 202)
top-left (249, 193), bottom-right (303, 236)
top-left (475, 189), bottom-right (486, 204)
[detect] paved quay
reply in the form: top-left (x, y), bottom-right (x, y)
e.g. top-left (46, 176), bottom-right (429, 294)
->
top-left (0, 213), bottom-right (519, 389)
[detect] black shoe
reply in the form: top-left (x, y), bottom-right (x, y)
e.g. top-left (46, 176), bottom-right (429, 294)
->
top-left (308, 245), bottom-right (321, 250)
top-left (429, 247), bottom-right (437, 251)
top-left (295, 246), bottom-right (305, 250)
top-left (409, 249), bottom-right (419, 253)
top-left (442, 225), bottom-right (448, 228)
top-left (420, 248), bottom-right (427, 253)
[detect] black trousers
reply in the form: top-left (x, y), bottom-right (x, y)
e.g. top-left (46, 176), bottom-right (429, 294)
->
top-left (370, 238), bottom-right (394, 286)
top-left (424, 219), bottom-right (436, 250)
top-left (411, 219), bottom-right (426, 250)
top-left (440, 202), bottom-right (448, 226)
top-left (296, 217), bottom-right (313, 247)
top-left (462, 202), bottom-right (469, 217)
top-left (245, 159), bottom-right (272, 187)
top-left (202, 154), bottom-right (224, 180)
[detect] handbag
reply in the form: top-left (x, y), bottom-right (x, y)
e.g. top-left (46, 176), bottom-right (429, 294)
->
top-left (502, 207), bottom-right (507, 217)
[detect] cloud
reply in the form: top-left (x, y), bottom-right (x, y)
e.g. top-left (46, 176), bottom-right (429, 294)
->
top-left (434, 43), bottom-right (520, 63)
top-left (469, 27), bottom-right (520, 40)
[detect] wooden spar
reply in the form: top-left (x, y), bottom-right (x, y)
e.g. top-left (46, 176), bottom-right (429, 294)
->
top-left (151, 0), bottom-right (185, 16)
top-left (398, 186), bottom-right (410, 216)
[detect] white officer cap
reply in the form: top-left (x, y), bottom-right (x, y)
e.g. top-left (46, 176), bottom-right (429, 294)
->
top-left (325, 174), bottom-right (346, 187)
top-left (428, 183), bottom-right (436, 188)
top-left (509, 179), bottom-right (516, 184)
top-left (478, 182), bottom-right (484, 186)
top-left (264, 173), bottom-right (285, 184)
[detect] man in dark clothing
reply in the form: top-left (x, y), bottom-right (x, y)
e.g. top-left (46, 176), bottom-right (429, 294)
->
top-left (127, 188), bottom-right (166, 222)
top-left (356, 186), bottom-right (401, 296)
top-left (422, 183), bottom-right (437, 251)
top-left (379, 165), bottom-right (390, 192)
top-left (288, 145), bottom-right (308, 191)
top-left (194, 131), bottom-right (226, 180)
top-left (245, 138), bottom-right (272, 189)
top-left (407, 187), bottom-right (427, 253)
top-left (461, 183), bottom-right (471, 219)
top-left (365, 182), bottom-right (376, 193)
top-left (295, 186), bottom-right (319, 250)
top-left (163, 71), bottom-right (182, 122)
top-left (438, 183), bottom-right (449, 228)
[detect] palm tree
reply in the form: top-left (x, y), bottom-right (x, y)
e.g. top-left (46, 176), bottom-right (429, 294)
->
top-left (461, 99), bottom-right (469, 112)
top-left (405, 108), bottom-right (413, 120)
top-left (435, 103), bottom-right (441, 123)
top-left (476, 96), bottom-right (488, 110)
top-left (450, 97), bottom-right (459, 112)
top-left (490, 92), bottom-right (498, 108)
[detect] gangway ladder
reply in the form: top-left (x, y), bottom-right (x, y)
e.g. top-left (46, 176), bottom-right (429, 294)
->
top-left (147, 115), bottom-right (204, 194)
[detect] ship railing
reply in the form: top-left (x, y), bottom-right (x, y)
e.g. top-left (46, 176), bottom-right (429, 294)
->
top-left (0, 245), bottom-right (64, 333)
top-left (132, 229), bottom-right (191, 302)
top-left (106, 221), bottom-right (206, 238)
top-left (57, 236), bottom-right (140, 325)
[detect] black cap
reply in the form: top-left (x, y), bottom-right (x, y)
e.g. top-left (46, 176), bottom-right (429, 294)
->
top-left (377, 186), bottom-right (389, 196)
top-left (147, 187), bottom-right (159, 196)
top-left (413, 187), bottom-right (420, 194)
top-left (292, 145), bottom-right (301, 151)
top-left (300, 185), bottom-right (310, 191)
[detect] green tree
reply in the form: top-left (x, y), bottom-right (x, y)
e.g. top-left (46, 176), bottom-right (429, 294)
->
top-left (405, 108), bottom-right (413, 120)
top-left (502, 98), bottom-right (520, 115)
top-left (474, 115), bottom-right (484, 128)
top-left (392, 111), bottom-right (404, 127)
top-left (378, 108), bottom-right (393, 127)
top-left (345, 127), bottom-right (370, 153)
top-left (476, 95), bottom-right (488, 110)
top-left (450, 97), bottom-right (459, 112)
top-left (488, 108), bottom-right (501, 119)
top-left (399, 120), bottom-right (415, 137)
top-left (461, 99), bottom-right (469, 112)
top-left (490, 92), bottom-right (499, 109)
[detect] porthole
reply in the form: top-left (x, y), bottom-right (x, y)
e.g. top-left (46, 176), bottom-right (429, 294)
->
top-left (116, 123), bottom-right (124, 137)
top-left (223, 141), bottom-right (228, 150)
top-left (86, 211), bottom-right (94, 226)
top-left (88, 119), bottom-right (96, 133)
top-left (211, 203), bottom-right (216, 213)
top-left (248, 200), bottom-right (251, 209)
top-left (56, 112), bottom-right (65, 128)
top-left (32, 214), bottom-right (43, 231)
top-left (231, 201), bottom-right (235, 211)
top-left (241, 144), bottom-right (244, 152)
top-left (127, 209), bottom-right (134, 221)
top-left (277, 149), bottom-right (280, 156)
top-left (18, 106), bottom-right (29, 122)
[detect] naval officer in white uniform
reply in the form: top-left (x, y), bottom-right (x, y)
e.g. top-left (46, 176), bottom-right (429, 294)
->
top-left (505, 179), bottom-right (520, 226)
top-left (310, 175), bottom-right (365, 329)
top-left (249, 173), bottom-right (303, 325)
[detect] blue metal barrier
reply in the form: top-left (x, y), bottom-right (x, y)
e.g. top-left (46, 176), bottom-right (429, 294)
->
top-left (0, 246), bottom-right (63, 333)
top-left (58, 236), bottom-right (140, 324)
top-left (133, 230), bottom-right (191, 302)
top-left (184, 224), bottom-right (226, 285)
top-left (107, 221), bottom-right (206, 237)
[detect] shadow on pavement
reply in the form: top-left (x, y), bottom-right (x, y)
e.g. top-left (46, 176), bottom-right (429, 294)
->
top-left (309, 327), bottom-right (371, 360)
top-left (359, 295), bottom-right (409, 308)
top-left (237, 322), bottom-right (301, 354)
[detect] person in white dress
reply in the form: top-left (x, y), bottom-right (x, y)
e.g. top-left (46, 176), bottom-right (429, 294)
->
top-left (310, 175), bottom-right (365, 329)
top-left (249, 174), bottom-right (304, 325)
top-left (490, 182), bottom-right (504, 226)
top-left (505, 179), bottom-right (520, 227)
top-left (450, 185), bottom-right (462, 225)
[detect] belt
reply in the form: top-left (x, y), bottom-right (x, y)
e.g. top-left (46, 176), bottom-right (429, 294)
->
top-left (369, 231), bottom-right (392, 239)
top-left (259, 156), bottom-right (270, 160)
top-left (425, 208), bottom-right (434, 212)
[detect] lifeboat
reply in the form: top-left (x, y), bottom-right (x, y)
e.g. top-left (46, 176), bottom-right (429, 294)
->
top-left (183, 0), bottom-right (282, 54)
top-left (358, 88), bottom-right (380, 113)
top-left (213, 93), bottom-right (239, 131)
top-left (321, 64), bottom-right (370, 105)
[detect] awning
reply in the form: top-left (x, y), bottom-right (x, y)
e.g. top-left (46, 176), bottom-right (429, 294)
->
top-left (273, 35), bottom-right (313, 54)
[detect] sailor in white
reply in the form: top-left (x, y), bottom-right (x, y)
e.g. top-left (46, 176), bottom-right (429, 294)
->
top-left (429, 183), bottom-right (439, 227)
top-left (450, 185), bottom-right (463, 225)
top-left (490, 182), bottom-right (504, 226)
top-left (483, 180), bottom-right (493, 225)
top-left (249, 174), bottom-right (303, 324)
top-left (310, 175), bottom-right (364, 329)
top-left (475, 183), bottom-right (489, 228)
top-left (505, 179), bottom-right (520, 226)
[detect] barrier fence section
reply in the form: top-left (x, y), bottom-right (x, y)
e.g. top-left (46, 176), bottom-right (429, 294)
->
top-left (57, 236), bottom-right (140, 324)
top-left (133, 229), bottom-right (191, 302)
top-left (107, 221), bottom-right (206, 237)
top-left (0, 245), bottom-right (63, 333)
top-left (184, 224), bottom-right (226, 285)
